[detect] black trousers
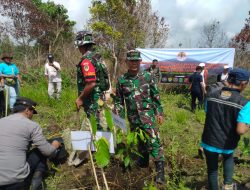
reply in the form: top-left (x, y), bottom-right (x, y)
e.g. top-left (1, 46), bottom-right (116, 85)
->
top-left (191, 91), bottom-right (203, 111)
top-left (204, 149), bottom-right (234, 190)
top-left (0, 148), bottom-right (47, 190)
top-left (0, 90), bottom-right (5, 117)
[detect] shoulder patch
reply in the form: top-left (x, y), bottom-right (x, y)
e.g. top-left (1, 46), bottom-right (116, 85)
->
top-left (84, 65), bottom-right (89, 71)
top-left (221, 91), bottom-right (232, 99)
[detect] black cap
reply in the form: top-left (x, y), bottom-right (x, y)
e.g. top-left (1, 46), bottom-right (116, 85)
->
top-left (48, 53), bottom-right (53, 59)
top-left (14, 97), bottom-right (38, 114)
top-left (152, 59), bottom-right (158, 62)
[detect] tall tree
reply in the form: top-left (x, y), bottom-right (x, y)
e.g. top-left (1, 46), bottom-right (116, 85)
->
top-left (32, 0), bottom-right (75, 52)
top-left (134, 0), bottom-right (169, 48)
top-left (198, 20), bottom-right (229, 48)
top-left (89, 0), bottom-right (169, 80)
top-left (230, 11), bottom-right (250, 69)
top-left (0, 0), bottom-right (75, 51)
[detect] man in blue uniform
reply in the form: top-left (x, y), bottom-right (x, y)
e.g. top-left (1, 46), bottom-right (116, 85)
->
top-left (189, 66), bottom-right (206, 111)
top-left (0, 53), bottom-right (22, 111)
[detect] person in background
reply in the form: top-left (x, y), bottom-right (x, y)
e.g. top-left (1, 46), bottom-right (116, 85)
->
top-left (0, 63), bottom-right (5, 117)
top-left (199, 62), bottom-right (208, 87)
top-left (189, 66), bottom-right (206, 111)
top-left (45, 53), bottom-right (62, 99)
top-left (0, 97), bottom-right (61, 190)
top-left (146, 59), bottom-right (162, 84)
top-left (201, 69), bottom-right (250, 190)
top-left (217, 65), bottom-right (230, 84)
top-left (113, 50), bottom-right (165, 184)
top-left (0, 53), bottom-right (22, 111)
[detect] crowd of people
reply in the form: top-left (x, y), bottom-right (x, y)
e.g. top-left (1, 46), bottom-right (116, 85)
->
top-left (0, 31), bottom-right (249, 190)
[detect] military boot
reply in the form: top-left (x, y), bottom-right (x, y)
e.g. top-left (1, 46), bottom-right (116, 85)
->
top-left (137, 140), bottom-right (149, 168)
top-left (136, 151), bottom-right (149, 168)
top-left (154, 161), bottom-right (165, 184)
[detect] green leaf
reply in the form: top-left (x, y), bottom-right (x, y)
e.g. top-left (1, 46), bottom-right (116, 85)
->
top-left (94, 138), bottom-right (110, 168)
top-left (124, 156), bottom-right (131, 168)
top-left (126, 132), bottom-right (135, 146)
top-left (131, 149), bottom-right (142, 157)
top-left (90, 114), bottom-right (97, 135)
top-left (104, 108), bottom-right (114, 131)
top-left (115, 129), bottom-right (123, 144)
top-left (139, 129), bottom-right (145, 142)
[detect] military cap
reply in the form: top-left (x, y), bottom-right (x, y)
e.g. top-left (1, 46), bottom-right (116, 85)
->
top-left (75, 31), bottom-right (95, 46)
top-left (14, 97), bottom-right (38, 114)
top-left (126, 50), bottom-right (142, 61)
top-left (228, 68), bottom-right (250, 82)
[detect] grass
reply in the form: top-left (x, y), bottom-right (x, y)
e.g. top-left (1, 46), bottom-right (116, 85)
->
top-left (17, 80), bottom-right (250, 189)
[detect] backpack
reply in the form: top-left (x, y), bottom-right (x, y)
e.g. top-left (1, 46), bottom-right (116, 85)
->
top-left (92, 58), bottom-right (110, 92)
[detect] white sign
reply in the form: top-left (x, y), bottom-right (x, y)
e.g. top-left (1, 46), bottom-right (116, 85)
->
top-left (111, 112), bottom-right (127, 133)
top-left (71, 131), bottom-right (115, 153)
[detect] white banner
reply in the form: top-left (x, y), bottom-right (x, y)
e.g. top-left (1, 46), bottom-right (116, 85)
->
top-left (137, 48), bottom-right (235, 84)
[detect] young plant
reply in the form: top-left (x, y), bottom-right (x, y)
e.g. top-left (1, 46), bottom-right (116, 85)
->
top-left (115, 128), bottom-right (148, 168)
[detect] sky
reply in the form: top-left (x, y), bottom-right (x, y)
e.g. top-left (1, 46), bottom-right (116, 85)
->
top-left (43, 0), bottom-right (249, 48)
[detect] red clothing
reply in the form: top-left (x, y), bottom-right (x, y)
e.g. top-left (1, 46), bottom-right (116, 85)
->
top-left (80, 59), bottom-right (96, 82)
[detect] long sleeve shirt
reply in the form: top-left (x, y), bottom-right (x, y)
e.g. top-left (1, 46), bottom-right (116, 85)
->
top-left (114, 71), bottom-right (163, 127)
top-left (0, 113), bottom-right (56, 185)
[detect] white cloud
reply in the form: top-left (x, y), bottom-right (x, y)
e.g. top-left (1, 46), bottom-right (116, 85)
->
top-left (176, 0), bottom-right (190, 7)
top-left (182, 18), bottom-right (198, 31)
top-left (42, 0), bottom-right (91, 30)
top-left (153, 0), bottom-right (249, 47)
top-left (42, 0), bottom-right (249, 47)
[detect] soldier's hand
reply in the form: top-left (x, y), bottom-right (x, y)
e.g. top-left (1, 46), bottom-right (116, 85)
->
top-left (156, 115), bottom-right (163, 125)
top-left (75, 98), bottom-right (83, 110)
top-left (51, 140), bottom-right (61, 149)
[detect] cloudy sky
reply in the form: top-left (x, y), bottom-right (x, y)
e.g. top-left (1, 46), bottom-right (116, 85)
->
top-left (44, 0), bottom-right (249, 47)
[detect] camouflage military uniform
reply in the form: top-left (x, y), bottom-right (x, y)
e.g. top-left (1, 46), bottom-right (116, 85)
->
top-left (114, 70), bottom-right (164, 161)
top-left (77, 51), bottom-right (102, 129)
top-left (147, 65), bottom-right (162, 83)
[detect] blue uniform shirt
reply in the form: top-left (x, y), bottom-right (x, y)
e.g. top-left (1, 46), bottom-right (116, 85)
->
top-left (189, 72), bottom-right (203, 93)
top-left (0, 62), bottom-right (4, 76)
top-left (0, 62), bottom-right (19, 76)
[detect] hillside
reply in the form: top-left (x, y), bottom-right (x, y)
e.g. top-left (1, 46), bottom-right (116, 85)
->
top-left (19, 78), bottom-right (250, 190)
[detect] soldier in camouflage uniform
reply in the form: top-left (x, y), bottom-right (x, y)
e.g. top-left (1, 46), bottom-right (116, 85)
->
top-left (75, 31), bottom-right (102, 129)
top-left (113, 50), bottom-right (165, 184)
top-left (146, 59), bottom-right (162, 84)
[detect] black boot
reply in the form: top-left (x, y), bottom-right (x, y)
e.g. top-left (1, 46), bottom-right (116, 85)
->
top-left (136, 151), bottom-right (149, 168)
top-left (155, 161), bottom-right (165, 184)
top-left (30, 171), bottom-right (44, 190)
top-left (137, 140), bottom-right (149, 168)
